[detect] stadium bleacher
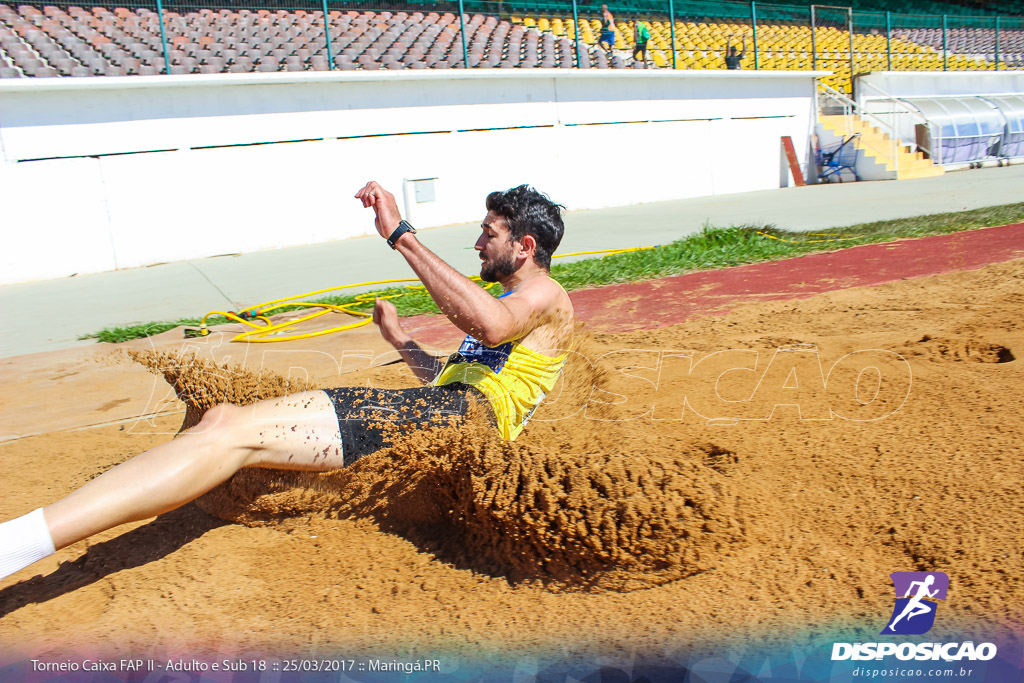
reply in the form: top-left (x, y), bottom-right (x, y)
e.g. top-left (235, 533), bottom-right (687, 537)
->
top-left (0, 1), bottom-right (1021, 91)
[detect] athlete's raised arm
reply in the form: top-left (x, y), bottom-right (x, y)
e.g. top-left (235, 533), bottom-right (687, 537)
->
top-left (355, 181), bottom-right (561, 347)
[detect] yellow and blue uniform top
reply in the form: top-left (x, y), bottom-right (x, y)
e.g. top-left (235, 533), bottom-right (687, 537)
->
top-left (433, 294), bottom-right (568, 440)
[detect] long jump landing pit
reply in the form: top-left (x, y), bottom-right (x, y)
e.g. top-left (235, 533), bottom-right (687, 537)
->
top-left (0, 225), bottom-right (1022, 675)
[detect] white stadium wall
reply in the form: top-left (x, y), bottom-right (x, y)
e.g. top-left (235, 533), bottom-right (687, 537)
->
top-left (0, 69), bottom-right (823, 284)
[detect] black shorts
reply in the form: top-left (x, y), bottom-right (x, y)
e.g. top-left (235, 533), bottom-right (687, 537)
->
top-left (321, 383), bottom-right (486, 466)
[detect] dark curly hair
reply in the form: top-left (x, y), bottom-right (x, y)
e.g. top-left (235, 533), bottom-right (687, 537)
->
top-left (485, 185), bottom-right (565, 270)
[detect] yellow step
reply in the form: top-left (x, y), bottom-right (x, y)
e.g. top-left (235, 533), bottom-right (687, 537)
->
top-left (819, 114), bottom-right (943, 180)
top-left (897, 165), bottom-right (945, 180)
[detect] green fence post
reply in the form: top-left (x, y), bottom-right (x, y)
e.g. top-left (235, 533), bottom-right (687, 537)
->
top-left (751, 1), bottom-right (758, 70)
top-left (848, 7), bottom-right (854, 82)
top-left (810, 5), bottom-right (817, 72)
top-left (942, 15), bottom-right (948, 71)
top-left (572, 0), bottom-right (581, 67)
top-left (669, 0), bottom-right (677, 69)
top-left (995, 16), bottom-right (1000, 71)
top-left (886, 11), bottom-right (891, 71)
top-left (154, 0), bottom-right (171, 75)
top-left (321, 0), bottom-right (334, 70)
top-left (458, 0), bottom-right (469, 68)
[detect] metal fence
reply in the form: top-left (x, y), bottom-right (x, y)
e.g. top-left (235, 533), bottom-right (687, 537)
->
top-left (1, 0), bottom-right (1022, 90)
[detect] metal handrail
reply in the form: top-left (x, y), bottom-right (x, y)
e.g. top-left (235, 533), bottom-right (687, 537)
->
top-left (817, 80), bottom-right (856, 135)
top-left (818, 81), bottom-right (900, 172)
top-left (818, 80), bottom-right (935, 175)
top-left (820, 81), bottom-right (904, 143)
top-left (857, 80), bottom-right (935, 160)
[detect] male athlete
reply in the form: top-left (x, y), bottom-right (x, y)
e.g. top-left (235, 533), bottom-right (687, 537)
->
top-left (0, 181), bottom-right (575, 582)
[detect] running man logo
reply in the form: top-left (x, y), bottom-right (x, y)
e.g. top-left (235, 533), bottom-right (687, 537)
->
top-left (882, 571), bottom-right (949, 635)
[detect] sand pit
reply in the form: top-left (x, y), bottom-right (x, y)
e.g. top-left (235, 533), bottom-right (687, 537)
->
top-left (1, 259), bottom-right (1022, 670)
top-left (124, 340), bottom-right (742, 593)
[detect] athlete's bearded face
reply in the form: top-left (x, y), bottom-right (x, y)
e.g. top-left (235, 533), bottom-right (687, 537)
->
top-left (480, 247), bottom-right (516, 283)
top-left (476, 213), bottom-right (518, 283)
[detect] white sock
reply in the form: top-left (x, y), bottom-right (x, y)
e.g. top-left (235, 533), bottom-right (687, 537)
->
top-left (0, 508), bottom-right (56, 581)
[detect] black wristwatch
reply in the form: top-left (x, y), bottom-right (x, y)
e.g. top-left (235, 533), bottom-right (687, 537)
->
top-left (387, 220), bottom-right (417, 249)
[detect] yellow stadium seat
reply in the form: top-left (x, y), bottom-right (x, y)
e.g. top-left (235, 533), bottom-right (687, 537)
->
top-left (493, 12), bottom-right (996, 89)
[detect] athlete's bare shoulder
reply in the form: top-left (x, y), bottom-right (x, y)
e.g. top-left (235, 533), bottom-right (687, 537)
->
top-left (512, 274), bottom-right (574, 353)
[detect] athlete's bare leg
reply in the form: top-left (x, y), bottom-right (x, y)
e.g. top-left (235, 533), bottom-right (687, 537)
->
top-left (2, 391), bottom-right (343, 575)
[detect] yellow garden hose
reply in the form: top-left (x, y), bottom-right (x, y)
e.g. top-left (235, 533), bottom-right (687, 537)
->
top-left (555, 246), bottom-right (655, 258)
top-left (188, 277), bottom-right (504, 343)
top-left (192, 240), bottom-right (890, 343)
top-left (755, 231), bottom-right (858, 244)
top-left (187, 246), bottom-right (656, 344)
top-left (195, 278), bottom-right (420, 343)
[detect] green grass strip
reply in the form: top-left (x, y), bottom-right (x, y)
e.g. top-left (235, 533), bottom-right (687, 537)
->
top-left (84, 201), bottom-right (1024, 344)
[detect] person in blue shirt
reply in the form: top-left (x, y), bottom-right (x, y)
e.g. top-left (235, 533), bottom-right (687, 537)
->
top-left (599, 5), bottom-right (617, 56)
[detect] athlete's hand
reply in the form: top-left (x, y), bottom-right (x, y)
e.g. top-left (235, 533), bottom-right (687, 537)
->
top-left (372, 298), bottom-right (409, 348)
top-left (354, 181), bottom-right (403, 241)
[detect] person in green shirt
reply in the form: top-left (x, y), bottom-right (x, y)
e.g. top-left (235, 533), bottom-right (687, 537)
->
top-left (633, 17), bottom-right (651, 66)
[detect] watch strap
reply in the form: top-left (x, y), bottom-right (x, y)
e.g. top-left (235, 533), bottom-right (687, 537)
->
top-left (387, 220), bottom-right (417, 249)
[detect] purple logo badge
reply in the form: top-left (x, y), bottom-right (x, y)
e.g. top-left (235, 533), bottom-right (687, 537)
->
top-left (882, 571), bottom-right (949, 635)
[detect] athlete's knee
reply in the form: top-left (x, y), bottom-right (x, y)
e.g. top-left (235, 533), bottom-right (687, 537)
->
top-left (191, 403), bottom-right (262, 450)
top-left (189, 403), bottom-right (263, 464)
top-left (193, 403), bottom-right (241, 433)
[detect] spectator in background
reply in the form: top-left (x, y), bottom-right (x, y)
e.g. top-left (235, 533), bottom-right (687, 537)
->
top-left (599, 5), bottom-right (617, 55)
top-left (633, 17), bottom-right (650, 66)
top-left (724, 33), bottom-right (746, 69)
